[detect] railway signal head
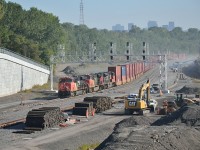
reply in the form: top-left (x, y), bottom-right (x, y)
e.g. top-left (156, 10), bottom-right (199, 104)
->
top-left (110, 55), bottom-right (113, 61)
top-left (127, 56), bottom-right (130, 61)
top-left (143, 42), bottom-right (146, 60)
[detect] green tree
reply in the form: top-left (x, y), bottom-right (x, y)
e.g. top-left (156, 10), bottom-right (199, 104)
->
top-left (0, 0), bottom-right (5, 20)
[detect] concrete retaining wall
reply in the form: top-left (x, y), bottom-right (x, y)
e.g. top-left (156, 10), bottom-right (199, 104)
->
top-left (0, 48), bottom-right (50, 97)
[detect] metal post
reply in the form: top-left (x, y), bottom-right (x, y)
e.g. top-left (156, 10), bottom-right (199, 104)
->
top-left (50, 64), bottom-right (53, 91)
top-left (164, 54), bottom-right (168, 91)
top-left (50, 55), bottom-right (54, 91)
top-left (159, 55), bottom-right (162, 89)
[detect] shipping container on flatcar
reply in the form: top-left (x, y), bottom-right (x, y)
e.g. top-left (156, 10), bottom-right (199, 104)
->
top-left (137, 62), bottom-right (144, 76)
top-left (108, 66), bottom-right (122, 85)
top-left (132, 63), bottom-right (135, 80)
top-left (140, 62), bottom-right (144, 75)
top-left (134, 63), bottom-right (139, 79)
top-left (144, 63), bottom-right (149, 73)
top-left (129, 63), bottom-right (133, 81)
top-left (121, 65), bottom-right (127, 84)
top-left (139, 62), bottom-right (143, 76)
top-left (125, 64), bottom-right (130, 82)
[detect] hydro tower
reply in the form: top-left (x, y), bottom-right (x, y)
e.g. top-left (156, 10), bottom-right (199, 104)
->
top-left (80, 0), bottom-right (84, 25)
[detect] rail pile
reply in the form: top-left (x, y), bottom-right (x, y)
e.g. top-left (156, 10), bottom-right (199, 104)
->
top-left (25, 107), bottom-right (64, 129)
top-left (84, 96), bottom-right (113, 113)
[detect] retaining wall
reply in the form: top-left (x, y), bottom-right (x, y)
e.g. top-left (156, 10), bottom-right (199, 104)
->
top-left (0, 48), bottom-right (50, 97)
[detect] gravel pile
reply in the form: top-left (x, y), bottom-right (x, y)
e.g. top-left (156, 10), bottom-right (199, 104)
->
top-left (62, 66), bottom-right (76, 76)
top-left (114, 116), bottom-right (156, 129)
top-left (183, 61), bottom-right (200, 79)
top-left (96, 125), bottom-right (200, 150)
top-left (176, 85), bottom-right (200, 94)
top-left (96, 104), bottom-right (200, 150)
top-left (152, 103), bottom-right (200, 126)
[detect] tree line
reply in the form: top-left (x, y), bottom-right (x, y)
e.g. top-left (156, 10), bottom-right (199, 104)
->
top-left (0, 0), bottom-right (200, 65)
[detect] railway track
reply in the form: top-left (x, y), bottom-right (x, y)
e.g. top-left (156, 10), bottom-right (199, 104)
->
top-left (0, 98), bottom-right (124, 129)
top-left (0, 66), bottom-right (161, 129)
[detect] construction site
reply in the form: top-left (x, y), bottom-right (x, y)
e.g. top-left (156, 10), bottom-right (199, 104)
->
top-left (0, 52), bottom-right (199, 150)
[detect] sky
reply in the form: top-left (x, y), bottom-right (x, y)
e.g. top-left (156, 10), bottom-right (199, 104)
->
top-left (5, 0), bottom-right (200, 30)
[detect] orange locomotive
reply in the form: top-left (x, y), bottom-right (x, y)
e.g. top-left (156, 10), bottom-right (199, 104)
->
top-left (58, 62), bottom-right (152, 98)
top-left (58, 72), bottom-right (116, 98)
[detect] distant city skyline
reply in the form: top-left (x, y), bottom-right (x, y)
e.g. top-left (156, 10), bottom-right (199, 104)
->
top-left (5, 0), bottom-right (200, 30)
top-left (112, 21), bottom-right (175, 32)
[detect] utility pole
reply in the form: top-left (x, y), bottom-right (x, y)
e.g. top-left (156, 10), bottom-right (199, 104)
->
top-left (80, 0), bottom-right (84, 25)
top-left (142, 42), bottom-right (168, 92)
top-left (158, 54), bottom-right (168, 91)
top-left (50, 55), bottom-right (54, 91)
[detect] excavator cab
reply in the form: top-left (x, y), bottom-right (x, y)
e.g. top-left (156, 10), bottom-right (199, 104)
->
top-left (125, 79), bottom-right (153, 115)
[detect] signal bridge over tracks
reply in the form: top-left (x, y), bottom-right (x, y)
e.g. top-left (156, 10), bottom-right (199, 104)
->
top-left (50, 42), bottom-right (168, 92)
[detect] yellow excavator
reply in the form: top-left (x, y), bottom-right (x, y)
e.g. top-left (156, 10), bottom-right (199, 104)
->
top-left (125, 79), bottom-right (154, 115)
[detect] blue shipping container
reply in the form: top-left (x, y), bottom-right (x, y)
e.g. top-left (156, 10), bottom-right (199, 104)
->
top-left (121, 66), bottom-right (126, 76)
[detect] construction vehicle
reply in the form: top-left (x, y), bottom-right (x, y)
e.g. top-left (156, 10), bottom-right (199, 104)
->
top-left (157, 100), bottom-right (177, 115)
top-left (152, 84), bottom-right (160, 93)
top-left (124, 79), bottom-right (157, 115)
top-left (175, 93), bottom-right (200, 107)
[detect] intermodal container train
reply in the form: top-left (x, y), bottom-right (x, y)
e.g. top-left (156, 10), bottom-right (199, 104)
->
top-left (58, 62), bottom-right (153, 98)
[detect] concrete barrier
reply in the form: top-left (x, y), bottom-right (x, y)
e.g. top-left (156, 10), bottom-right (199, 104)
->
top-left (0, 48), bottom-right (50, 97)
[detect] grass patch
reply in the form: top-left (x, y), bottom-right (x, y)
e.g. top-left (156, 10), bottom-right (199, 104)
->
top-left (19, 83), bottom-right (50, 94)
top-left (32, 83), bottom-right (50, 90)
top-left (78, 143), bottom-right (99, 150)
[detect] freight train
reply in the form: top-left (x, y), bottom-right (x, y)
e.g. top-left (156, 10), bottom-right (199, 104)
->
top-left (58, 62), bottom-right (154, 98)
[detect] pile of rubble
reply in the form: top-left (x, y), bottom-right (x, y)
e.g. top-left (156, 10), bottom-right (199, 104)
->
top-left (96, 104), bottom-right (200, 150)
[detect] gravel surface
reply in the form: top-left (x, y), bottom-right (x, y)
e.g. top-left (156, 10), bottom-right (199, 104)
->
top-left (0, 59), bottom-right (199, 150)
top-left (96, 124), bottom-right (200, 150)
top-left (96, 103), bottom-right (200, 150)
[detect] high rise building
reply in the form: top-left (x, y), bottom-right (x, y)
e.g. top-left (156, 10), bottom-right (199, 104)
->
top-left (128, 23), bottom-right (134, 31)
top-left (168, 21), bottom-right (175, 31)
top-left (148, 21), bottom-right (158, 28)
top-left (112, 24), bottom-right (124, 32)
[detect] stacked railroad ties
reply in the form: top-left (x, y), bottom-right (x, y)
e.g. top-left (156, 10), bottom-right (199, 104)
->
top-left (25, 107), bottom-right (64, 130)
top-left (25, 97), bottom-right (113, 130)
top-left (73, 96), bottom-right (113, 117)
